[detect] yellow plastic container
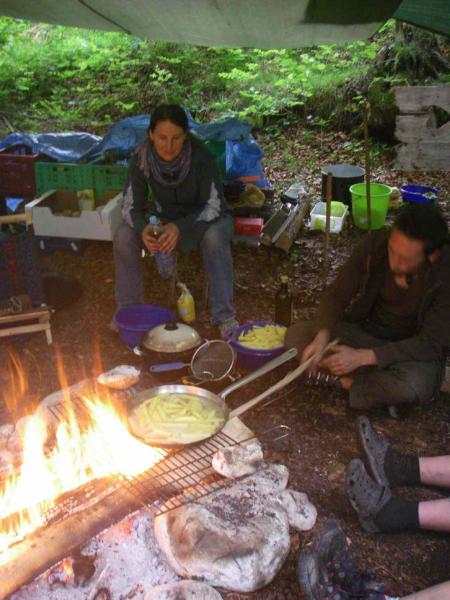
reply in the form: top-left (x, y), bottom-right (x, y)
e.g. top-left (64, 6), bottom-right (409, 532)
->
top-left (177, 283), bottom-right (196, 323)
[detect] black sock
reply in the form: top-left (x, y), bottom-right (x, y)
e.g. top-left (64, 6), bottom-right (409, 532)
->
top-left (384, 447), bottom-right (420, 487)
top-left (374, 496), bottom-right (420, 532)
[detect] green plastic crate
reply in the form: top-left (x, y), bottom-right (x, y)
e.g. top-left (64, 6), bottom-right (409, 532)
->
top-left (93, 164), bottom-right (128, 196)
top-left (35, 162), bottom-right (95, 195)
top-left (35, 162), bottom-right (128, 198)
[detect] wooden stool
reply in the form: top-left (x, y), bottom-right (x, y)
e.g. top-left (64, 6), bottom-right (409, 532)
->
top-left (0, 307), bottom-right (52, 345)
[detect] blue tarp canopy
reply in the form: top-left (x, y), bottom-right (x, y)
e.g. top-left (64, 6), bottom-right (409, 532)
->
top-left (0, 114), bottom-right (253, 163)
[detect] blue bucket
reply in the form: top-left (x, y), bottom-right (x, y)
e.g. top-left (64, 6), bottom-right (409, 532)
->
top-left (114, 304), bottom-right (175, 346)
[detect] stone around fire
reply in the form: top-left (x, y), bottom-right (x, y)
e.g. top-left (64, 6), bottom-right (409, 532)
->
top-left (144, 580), bottom-right (222, 599)
top-left (154, 464), bottom-right (316, 592)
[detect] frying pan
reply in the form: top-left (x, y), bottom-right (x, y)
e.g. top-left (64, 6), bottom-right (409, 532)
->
top-left (128, 340), bottom-right (337, 446)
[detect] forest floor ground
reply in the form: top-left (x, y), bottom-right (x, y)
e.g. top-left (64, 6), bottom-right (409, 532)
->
top-left (1, 123), bottom-right (449, 598)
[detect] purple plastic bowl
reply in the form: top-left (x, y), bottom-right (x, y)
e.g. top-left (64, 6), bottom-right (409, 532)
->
top-left (113, 304), bottom-right (175, 346)
top-left (400, 184), bottom-right (440, 204)
top-left (227, 320), bottom-right (286, 370)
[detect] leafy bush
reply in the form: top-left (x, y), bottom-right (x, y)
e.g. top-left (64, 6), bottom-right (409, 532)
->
top-left (0, 17), bottom-right (447, 136)
top-left (0, 17), bottom-right (379, 133)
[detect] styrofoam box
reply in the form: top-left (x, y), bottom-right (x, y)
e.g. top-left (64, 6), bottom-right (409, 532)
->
top-left (309, 201), bottom-right (348, 234)
top-left (25, 189), bottom-right (123, 241)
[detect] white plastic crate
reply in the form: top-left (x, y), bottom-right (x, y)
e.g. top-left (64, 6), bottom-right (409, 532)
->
top-left (25, 190), bottom-right (123, 241)
top-left (309, 201), bottom-right (348, 234)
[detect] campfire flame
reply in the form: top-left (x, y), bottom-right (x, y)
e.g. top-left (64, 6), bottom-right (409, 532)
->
top-left (0, 394), bottom-right (165, 557)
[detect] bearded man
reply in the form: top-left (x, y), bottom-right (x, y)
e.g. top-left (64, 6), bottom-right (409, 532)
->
top-left (286, 203), bottom-right (449, 410)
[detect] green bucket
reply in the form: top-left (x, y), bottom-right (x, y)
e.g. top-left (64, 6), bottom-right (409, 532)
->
top-left (350, 183), bottom-right (391, 230)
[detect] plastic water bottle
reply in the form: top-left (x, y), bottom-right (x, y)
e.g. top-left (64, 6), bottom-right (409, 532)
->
top-left (148, 216), bottom-right (177, 279)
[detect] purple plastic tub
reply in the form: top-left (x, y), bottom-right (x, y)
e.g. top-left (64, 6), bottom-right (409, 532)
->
top-left (226, 320), bottom-right (286, 370)
top-left (400, 184), bottom-right (440, 204)
top-left (114, 304), bottom-right (175, 346)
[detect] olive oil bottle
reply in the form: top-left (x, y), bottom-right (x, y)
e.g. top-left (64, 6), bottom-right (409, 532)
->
top-left (275, 275), bottom-right (293, 327)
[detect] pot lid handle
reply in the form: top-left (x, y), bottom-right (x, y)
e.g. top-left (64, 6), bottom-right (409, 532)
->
top-left (164, 321), bottom-right (179, 331)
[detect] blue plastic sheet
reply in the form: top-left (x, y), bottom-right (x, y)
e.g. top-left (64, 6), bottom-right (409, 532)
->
top-left (86, 114), bottom-right (150, 162)
top-left (0, 113), bottom-right (268, 186)
top-left (0, 131), bottom-right (102, 162)
top-left (186, 111), bottom-right (252, 142)
top-left (5, 197), bottom-right (24, 213)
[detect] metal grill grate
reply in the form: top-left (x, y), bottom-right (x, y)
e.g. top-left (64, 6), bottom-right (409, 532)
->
top-left (44, 395), bottom-right (250, 517)
top-left (120, 429), bottom-right (242, 515)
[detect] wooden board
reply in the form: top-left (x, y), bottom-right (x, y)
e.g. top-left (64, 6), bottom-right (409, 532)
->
top-left (394, 84), bottom-right (450, 171)
top-left (274, 198), bottom-right (311, 253)
top-left (394, 141), bottom-right (450, 171)
top-left (395, 84), bottom-right (450, 113)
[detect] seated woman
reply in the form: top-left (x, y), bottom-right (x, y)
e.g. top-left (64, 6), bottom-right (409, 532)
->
top-left (114, 104), bottom-right (237, 337)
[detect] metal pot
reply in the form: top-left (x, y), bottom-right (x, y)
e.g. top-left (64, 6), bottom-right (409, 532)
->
top-left (321, 164), bottom-right (365, 206)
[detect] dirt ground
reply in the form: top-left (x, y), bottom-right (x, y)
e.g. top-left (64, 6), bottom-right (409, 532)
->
top-left (1, 125), bottom-right (449, 598)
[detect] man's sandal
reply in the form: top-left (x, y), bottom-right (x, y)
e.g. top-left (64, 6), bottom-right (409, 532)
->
top-left (346, 458), bottom-right (391, 533)
top-left (357, 416), bottom-right (389, 487)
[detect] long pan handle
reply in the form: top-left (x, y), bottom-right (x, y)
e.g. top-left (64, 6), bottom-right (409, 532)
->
top-left (149, 362), bottom-right (188, 373)
top-left (229, 339), bottom-right (338, 418)
top-left (219, 346), bottom-right (298, 400)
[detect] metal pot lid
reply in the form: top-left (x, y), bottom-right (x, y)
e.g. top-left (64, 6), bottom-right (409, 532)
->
top-left (142, 321), bottom-right (202, 353)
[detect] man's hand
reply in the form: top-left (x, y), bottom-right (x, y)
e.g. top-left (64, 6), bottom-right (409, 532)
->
top-left (142, 223), bottom-right (180, 254)
top-left (319, 345), bottom-right (376, 376)
top-left (301, 328), bottom-right (330, 367)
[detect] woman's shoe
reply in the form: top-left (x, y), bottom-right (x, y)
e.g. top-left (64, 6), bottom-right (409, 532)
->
top-left (218, 318), bottom-right (239, 339)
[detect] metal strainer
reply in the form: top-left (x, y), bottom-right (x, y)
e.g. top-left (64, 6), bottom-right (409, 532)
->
top-left (149, 339), bottom-right (236, 382)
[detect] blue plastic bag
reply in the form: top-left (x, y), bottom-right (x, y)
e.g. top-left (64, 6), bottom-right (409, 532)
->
top-left (226, 139), bottom-right (268, 188)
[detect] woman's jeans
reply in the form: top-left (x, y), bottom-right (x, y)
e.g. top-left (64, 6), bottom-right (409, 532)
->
top-left (113, 216), bottom-right (235, 325)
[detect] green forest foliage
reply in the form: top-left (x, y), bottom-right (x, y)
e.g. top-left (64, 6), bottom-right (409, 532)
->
top-left (0, 17), bottom-right (448, 135)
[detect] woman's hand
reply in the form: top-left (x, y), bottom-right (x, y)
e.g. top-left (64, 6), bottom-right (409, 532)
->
top-left (142, 223), bottom-right (180, 254)
top-left (142, 224), bottom-right (160, 253)
top-left (158, 223), bottom-right (180, 253)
